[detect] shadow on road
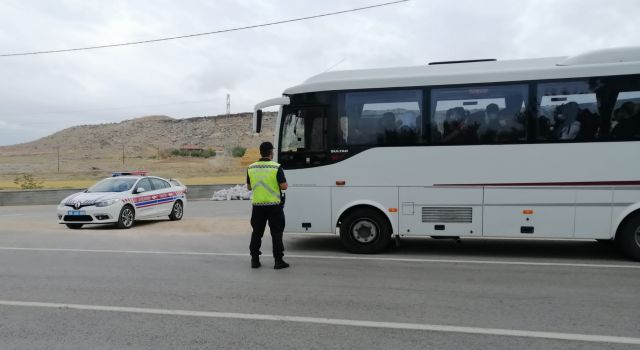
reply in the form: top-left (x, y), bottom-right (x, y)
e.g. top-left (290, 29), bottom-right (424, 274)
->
top-left (81, 219), bottom-right (169, 230)
top-left (286, 235), bottom-right (631, 262)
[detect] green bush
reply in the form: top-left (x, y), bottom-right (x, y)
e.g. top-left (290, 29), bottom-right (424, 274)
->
top-left (231, 146), bottom-right (246, 158)
top-left (169, 148), bottom-right (215, 158)
top-left (203, 148), bottom-right (216, 158)
top-left (170, 149), bottom-right (190, 157)
top-left (14, 174), bottom-right (44, 189)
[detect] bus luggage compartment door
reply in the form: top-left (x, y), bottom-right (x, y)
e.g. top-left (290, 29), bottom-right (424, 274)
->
top-left (284, 186), bottom-right (332, 233)
top-left (483, 188), bottom-right (575, 238)
top-left (399, 187), bottom-right (483, 236)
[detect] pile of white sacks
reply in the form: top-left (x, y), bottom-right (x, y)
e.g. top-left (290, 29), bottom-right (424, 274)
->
top-left (211, 184), bottom-right (252, 201)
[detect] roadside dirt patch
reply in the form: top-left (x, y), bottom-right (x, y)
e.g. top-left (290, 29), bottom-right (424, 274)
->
top-left (1, 217), bottom-right (250, 235)
top-left (132, 217), bottom-right (250, 235)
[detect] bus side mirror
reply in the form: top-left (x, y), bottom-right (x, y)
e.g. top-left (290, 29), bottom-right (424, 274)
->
top-left (254, 109), bottom-right (263, 133)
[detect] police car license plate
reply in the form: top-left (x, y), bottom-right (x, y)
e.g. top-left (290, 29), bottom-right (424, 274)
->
top-left (67, 210), bottom-right (86, 215)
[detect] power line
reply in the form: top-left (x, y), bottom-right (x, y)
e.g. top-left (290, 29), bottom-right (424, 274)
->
top-left (0, 0), bottom-right (410, 57)
top-left (324, 57), bottom-right (347, 72)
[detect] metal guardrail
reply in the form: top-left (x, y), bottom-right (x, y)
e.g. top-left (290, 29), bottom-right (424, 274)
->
top-left (0, 184), bottom-right (236, 206)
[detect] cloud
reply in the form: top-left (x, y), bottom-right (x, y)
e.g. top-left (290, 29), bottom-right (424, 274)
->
top-left (0, 120), bottom-right (46, 146)
top-left (0, 120), bottom-right (24, 130)
top-left (0, 0), bottom-right (639, 145)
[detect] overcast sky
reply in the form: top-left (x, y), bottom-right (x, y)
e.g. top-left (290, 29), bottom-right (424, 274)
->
top-left (0, 0), bottom-right (639, 146)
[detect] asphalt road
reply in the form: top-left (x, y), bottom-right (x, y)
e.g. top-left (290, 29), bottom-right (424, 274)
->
top-left (0, 201), bottom-right (639, 349)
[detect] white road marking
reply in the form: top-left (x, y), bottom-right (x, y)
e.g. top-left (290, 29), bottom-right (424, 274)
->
top-left (0, 246), bottom-right (638, 269)
top-left (0, 300), bottom-right (638, 345)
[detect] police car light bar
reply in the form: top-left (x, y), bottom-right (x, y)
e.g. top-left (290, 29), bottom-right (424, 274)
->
top-left (112, 171), bottom-right (148, 177)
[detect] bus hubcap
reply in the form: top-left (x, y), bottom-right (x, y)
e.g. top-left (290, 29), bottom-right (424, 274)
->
top-left (351, 220), bottom-right (378, 244)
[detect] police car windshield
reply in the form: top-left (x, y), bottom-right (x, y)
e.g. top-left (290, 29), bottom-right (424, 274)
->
top-left (87, 178), bottom-right (137, 193)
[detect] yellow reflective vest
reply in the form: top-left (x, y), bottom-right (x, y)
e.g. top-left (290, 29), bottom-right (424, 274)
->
top-left (247, 160), bottom-right (281, 206)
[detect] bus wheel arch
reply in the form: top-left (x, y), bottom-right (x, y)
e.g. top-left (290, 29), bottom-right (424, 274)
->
top-left (337, 204), bottom-right (393, 254)
top-left (614, 208), bottom-right (640, 261)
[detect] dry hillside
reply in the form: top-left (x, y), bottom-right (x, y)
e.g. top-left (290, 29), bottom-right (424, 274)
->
top-left (0, 112), bottom-right (275, 156)
top-left (0, 112), bottom-right (276, 186)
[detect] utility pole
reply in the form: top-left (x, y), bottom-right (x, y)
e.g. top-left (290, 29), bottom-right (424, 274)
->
top-left (122, 144), bottom-right (125, 166)
top-left (226, 93), bottom-right (231, 119)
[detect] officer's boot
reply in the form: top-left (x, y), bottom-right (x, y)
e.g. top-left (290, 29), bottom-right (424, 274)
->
top-left (251, 256), bottom-right (261, 269)
top-left (274, 257), bottom-right (290, 270)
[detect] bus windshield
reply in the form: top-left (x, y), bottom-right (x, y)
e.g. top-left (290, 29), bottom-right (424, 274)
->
top-left (279, 107), bottom-right (327, 167)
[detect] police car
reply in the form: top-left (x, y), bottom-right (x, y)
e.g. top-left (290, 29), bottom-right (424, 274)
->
top-left (57, 171), bottom-right (187, 229)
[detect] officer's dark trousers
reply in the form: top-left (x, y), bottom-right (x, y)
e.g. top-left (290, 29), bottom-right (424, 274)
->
top-left (250, 205), bottom-right (285, 258)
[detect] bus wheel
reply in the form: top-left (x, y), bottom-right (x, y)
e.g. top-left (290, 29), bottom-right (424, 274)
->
top-left (340, 208), bottom-right (391, 254)
top-left (616, 213), bottom-right (640, 261)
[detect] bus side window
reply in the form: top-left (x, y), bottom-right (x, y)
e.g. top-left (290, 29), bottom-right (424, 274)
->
top-left (431, 84), bottom-right (528, 145)
top-left (611, 97), bottom-right (640, 139)
top-left (607, 76), bottom-right (640, 140)
top-left (536, 80), bottom-right (598, 141)
top-left (338, 89), bottom-right (423, 147)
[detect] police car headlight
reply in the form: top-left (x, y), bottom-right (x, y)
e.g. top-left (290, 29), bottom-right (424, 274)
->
top-left (95, 199), bottom-right (119, 207)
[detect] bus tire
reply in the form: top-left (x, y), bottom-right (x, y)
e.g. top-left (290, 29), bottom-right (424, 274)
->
top-left (339, 208), bottom-right (391, 254)
top-left (65, 223), bottom-right (83, 229)
top-left (169, 200), bottom-right (183, 221)
top-left (616, 213), bottom-right (640, 261)
top-left (116, 205), bottom-right (135, 229)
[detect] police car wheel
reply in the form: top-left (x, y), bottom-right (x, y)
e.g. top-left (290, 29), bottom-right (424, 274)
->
top-left (169, 201), bottom-right (183, 221)
top-left (340, 208), bottom-right (391, 254)
top-left (116, 205), bottom-right (135, 229)
top-left (65, 223), bottom-right (83, 229)
top-left (616, 212), bottom-right (640, 261)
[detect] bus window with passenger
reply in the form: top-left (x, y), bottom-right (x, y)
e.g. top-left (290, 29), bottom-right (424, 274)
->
top-left (431, 84), bottom-right (528, 145)
top-left (337, 89), bottom-right (423, 147)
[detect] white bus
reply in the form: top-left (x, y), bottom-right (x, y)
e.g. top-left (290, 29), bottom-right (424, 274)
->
top-left (253, 46), bottom-right (640, 260)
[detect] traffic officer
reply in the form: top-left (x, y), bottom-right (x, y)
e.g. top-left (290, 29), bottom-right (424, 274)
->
top-left (246, 141), bottom-right (289, 269)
